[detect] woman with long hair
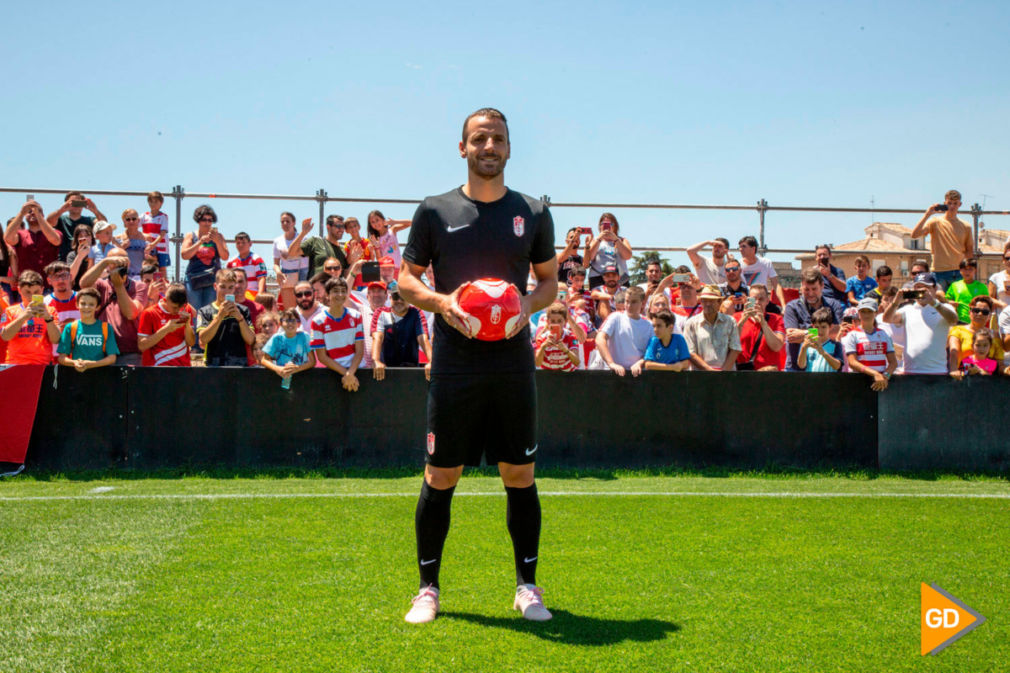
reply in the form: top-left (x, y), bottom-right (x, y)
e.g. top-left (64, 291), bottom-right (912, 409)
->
top-left (180, 205), bottom-right (230, 309)
top-left (584, 212), bottom-right (633, 290)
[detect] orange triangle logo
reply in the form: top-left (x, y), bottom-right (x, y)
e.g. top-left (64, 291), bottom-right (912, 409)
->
top-left (921, 583), bottom-right (986, 655)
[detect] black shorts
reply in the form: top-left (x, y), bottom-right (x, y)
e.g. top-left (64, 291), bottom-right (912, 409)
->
top-left (425, 373), bottom-right (538, 468)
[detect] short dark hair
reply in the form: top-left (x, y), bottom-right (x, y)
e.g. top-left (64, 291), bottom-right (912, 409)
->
top-left (462, 107), bottom-right (509, 144)
top-left (147, 191), bottom-right (164, 203)
top-left (193, 205), bottom-right (217, 224)
top-left (815, 244), bottom-right (832, 255)
top-left (166, 283), bottom-right (188, 305)
top-left (801, 268), bottom-right (824, 285)
top-left (324, 277), bottom-right (348, 294)
top-left (912, 258), bottom-right (930, 271)
top-left (739, 235), bottom-right (758, 248)
top-left (325, 214), bottom-right (344, 228)
top-left (811, 307), bottom-right (833, 324)
top-left (959, 258), bottom-right (978, 269)
top-left (646, 260), bottom-right (662, 269)
top-left (18, 270), bottom-right (43, 287)
top-left (970, 295), bottom-right (994, 310)
top-left (310, 271), bottom-right (329, 288)
top-left (141, 264), bottom-right (158, 276)
top-left (945, 189), bottom-right (962, 202)
top-left (876, 265), bottom-right (892, 278)
top-left (234, 231), bottom-right (250, 242)
top-left (652, 309), bottom-right (675, 327)
top-left (45, 261), bottom-right (70, 276)
top-left (64, 191), bottom-right (84, 202)
top-left (279, 308), bottom-right (300, 324)
top-left (77, 287), bottom-right (101, 304)
top-left (280, 211), bottom-right (295, 222)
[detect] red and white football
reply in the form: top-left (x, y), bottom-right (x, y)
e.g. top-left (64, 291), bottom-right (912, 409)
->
top-left (457, 278), bottom-right (523, 341)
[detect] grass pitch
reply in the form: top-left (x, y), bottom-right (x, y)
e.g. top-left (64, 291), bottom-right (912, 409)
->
top-left (1, 471), bottom-right (1008, 672)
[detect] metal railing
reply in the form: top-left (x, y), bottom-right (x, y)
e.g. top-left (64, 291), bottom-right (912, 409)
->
top-left (4, 186), bottom-right (1007, 282)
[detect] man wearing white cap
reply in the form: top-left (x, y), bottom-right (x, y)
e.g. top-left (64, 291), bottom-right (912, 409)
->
top-left (880, 272), bottom-right (957, 375)
top-left (684, 284), bottom-right (741, 371)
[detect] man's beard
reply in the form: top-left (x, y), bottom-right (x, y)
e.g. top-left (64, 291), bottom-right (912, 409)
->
top-left (298, 299), bottom-right (314, 310)
top-left (468, 152), bottom-right (506, 179)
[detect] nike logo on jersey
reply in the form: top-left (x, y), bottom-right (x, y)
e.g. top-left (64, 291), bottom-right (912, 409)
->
top-left (446, 223), bottom-right (472, 233)
top-left (523, 556), bottom-right (537, 564)
top-left (525, 444), bottom-right (538, 456)
top-left (420, 559), bottom-right (438, 566)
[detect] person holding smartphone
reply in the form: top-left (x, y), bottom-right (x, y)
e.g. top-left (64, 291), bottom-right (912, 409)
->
top-left (46, 191), bottom-right (107, 261)
top-left (910, 190), bottom-right (973, 292)
top-left (584, 212), bottom-right (632, 289)
top-left (533, 302), bottom-right (580, 372)
top-left (557, 227), bottom-right (585, 283)
top-left (138, 283), bottom-right (196, 367)
top-left (1, 270), bottom-right (60, 364)
top-left (879, 273), bottom-right (957, 375)
top-left (196, 269), bottom-right (254, 367)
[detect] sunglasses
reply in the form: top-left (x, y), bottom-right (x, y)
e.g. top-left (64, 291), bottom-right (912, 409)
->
top-left (295, 290), bottom-right (314, 298)
top-left (124, 216), bottom-right (139, 221)
top-left (324, 266), bottom-right (341, 272)
top-left (199, 217), bottom-right (215, 223)
top-left (327, 223), bottom-right (345, 228)
top-left (970, 307), bottom-right (991, 315)
top-left (1003, 256), bottom-right (1010, 261)
top-left (281, 318), bottom-right (299, 323)
top-left (725, 267), bottom-right (741, 272)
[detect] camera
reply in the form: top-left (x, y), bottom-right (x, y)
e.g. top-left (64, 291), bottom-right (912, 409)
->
top-left (935, 204), bottom-right (948, 212)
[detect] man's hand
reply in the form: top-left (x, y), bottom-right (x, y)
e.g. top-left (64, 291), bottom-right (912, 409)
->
top-left (301, 218), bottom-right (314, 234)
top-left (630, 361), bottom-right (644, 377)
top-left (424, 362), bottom-right (431, 381)
top-left (609, 363), bottom-right (626, 377)
top-left (870, 372), bottom-right (888, 392)
top-left (839, 323), bottom-right (853, 339)
top-left (925, 203), bottom-right (943, 216)
top-left (786, 328), bottom-right (808, 344)
top-left (73, 359), bottom-right (90, 373)
top-left (439, 285), bottom-right (473, 338)
top-left (342, 371), bottom-right (360, 392)
top-left (373, 361), bottom-right (386, 381)
top-left (505, 289), bottom-right (532, 339)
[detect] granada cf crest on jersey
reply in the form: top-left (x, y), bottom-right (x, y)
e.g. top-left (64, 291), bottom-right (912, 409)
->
top-left (513, 216), bottom-right (525, 237)
top-left (426, 432), bottom-right (436, 455)
top-left (490, 304), bottom-right (502, 324)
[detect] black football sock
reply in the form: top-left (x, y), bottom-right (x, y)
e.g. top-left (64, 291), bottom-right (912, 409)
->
top-left (415, 480), bottom-right (455, 590)
top-left (505, 483), bottom-right (541, 586)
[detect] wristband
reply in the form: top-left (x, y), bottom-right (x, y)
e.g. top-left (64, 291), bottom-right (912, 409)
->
top-left (44, 317), bottom-right (53, 323)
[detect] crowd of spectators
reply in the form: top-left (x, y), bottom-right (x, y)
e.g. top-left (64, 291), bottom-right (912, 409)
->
top-left (3, 188), bottom-right (1009, 390)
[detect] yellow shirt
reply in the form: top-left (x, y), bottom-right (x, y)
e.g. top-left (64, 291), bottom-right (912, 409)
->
top-left (948, 324), bottom-right (1004, 365)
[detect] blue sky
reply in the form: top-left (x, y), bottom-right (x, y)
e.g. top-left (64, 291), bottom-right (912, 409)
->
top-left (3, 0), bottom-right (1009, 273)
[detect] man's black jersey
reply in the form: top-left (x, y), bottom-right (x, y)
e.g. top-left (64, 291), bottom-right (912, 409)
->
top-left (403, 187), bottom-right (555, 374)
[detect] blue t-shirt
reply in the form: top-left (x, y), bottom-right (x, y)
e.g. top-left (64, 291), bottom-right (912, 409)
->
top-left (57, 320), bottom-right (120, 361)
top-left (804, 340), bottom-right (841, 373)
top-left (644, 333), bottom-right (690, 365)
top-left (845, 276), bottom-right (877, 301)
top-left (263, 331), bottom-right (311, 366)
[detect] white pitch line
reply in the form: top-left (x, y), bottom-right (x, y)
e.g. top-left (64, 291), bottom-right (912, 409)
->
top-left (1, 490), bottom-right (1010, 503)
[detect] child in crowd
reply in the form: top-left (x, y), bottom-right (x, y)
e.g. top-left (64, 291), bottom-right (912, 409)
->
top-left (797, 307), bottom-right (843, 372)
top-left (89, 221), bottom-right (120, 266)
top-left (311, 276), bottom-right (363, 391)
top-left (256, 311), bottom-right (280, 338)
top-left (57, 287), bottom-right (118, 371)
top-left (642, 309), bottom-right (690, 371)
top-left (252, 333), bottom-right (269, 366)
top-left (366, 210), bottom-right (411, 273)
top-left (845, 255), bottom-right (877, 306)
top-left (950, 328), bottom-right (999, 378)
top-left (1, 271), bottom-right (61, 364)
top-left (140, 191), bottom-right (171, 278)
top-left (263, 308), bottom-right (316, 381)
top-left (534, 302), bottom-right (579, 372)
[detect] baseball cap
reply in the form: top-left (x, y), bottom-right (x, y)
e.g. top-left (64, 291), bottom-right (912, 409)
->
top-left (366, 281), bottom-right (386, 291)
top-left (856, 297), bottom-right (878, 312)
top-left (602, 264), bottom-right (619, 274)
top-left (93, 220), bottom-right (115, 234)
top-left (379, 256), bottom-right (396, 267)
top-left (913, 272), bottom-right (937, 286)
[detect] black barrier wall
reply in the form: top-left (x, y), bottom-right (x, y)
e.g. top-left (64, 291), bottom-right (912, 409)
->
top-left (12, 368), bottom-right (1006, 473)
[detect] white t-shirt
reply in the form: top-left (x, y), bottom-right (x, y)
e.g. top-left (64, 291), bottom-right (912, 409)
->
top-left (740, 256), bottom-right (778, 287)
top-left (694, 256), bottom-right (726, 285)
top-left (597, 311), bottom-right (653, 368)
top-left (999, 306), bottom-right (1010, 338)
top-left (274, 233), bottom-right (309, 274)
top-left (898, 303), bottom-right (950, 374)
top-left (988, 270), bottom-right (1010, 316)
top-left (876, 316), bottom-right (906, 373)
top-left (842, 327), bottom-right (894, 373)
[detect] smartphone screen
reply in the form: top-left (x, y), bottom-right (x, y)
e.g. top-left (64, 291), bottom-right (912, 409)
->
top-left (549, 325), bottom-right (562, 339)
top-left (361, 261), bottom-right (380, 283)
top-left (225, 294), bottom-right (235, 303)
